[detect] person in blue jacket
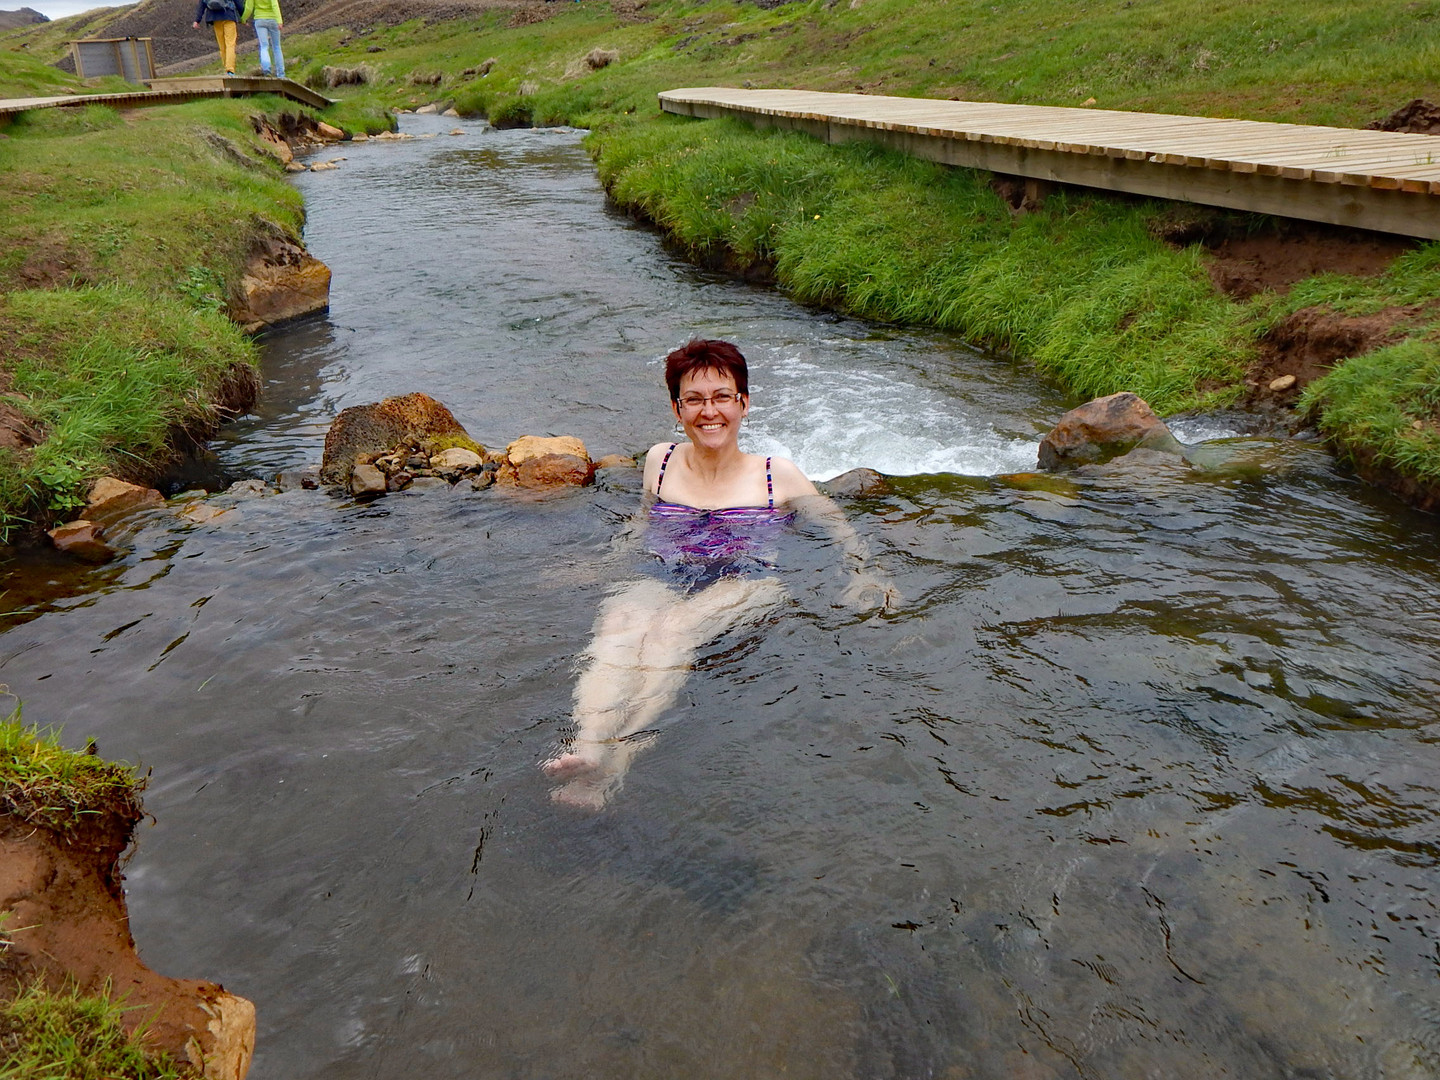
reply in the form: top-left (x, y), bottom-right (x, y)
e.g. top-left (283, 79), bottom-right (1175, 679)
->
top-left (192, 0), bottom-right (241, 77)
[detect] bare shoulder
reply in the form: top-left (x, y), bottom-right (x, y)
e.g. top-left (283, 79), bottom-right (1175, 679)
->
top-left (766, 455), bottom-right (819, 502)
top-left (642, 440), bottom-right (680, 493)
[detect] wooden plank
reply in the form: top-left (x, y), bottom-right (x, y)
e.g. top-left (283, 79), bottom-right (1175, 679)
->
top-left (659, 87), bottom-right (1440, 239)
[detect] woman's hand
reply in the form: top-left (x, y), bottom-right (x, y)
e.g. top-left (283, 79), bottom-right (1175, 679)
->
top-left (192, 20), bottom-right (200, 27)
top-left (840, 571), bottom-right (900, 613)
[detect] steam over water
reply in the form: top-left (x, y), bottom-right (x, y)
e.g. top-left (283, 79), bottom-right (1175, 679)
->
top-left (3, 116), bottom-right (1440, 1079)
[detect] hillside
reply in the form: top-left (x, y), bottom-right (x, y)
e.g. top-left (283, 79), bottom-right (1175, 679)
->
top-left (4, 0), bottom-right (571, 71)
top-left (0, 7), bottom-right (46, 31)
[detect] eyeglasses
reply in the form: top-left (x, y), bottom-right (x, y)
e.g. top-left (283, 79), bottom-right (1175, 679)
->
top-left (676, 390), bottom-right (742, 411)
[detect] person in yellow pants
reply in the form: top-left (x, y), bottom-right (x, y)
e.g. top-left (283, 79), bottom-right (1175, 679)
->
top-left (192, 0), bottom-right (241, 77)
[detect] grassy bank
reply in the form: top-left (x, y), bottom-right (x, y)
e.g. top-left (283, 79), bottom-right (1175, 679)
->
top-left (0, 702), bottom-right (144, 833)
top-left (0, 49), bottom-right (321, 540)
top-left (6, 0), bottom-right (1440, 505)
top-left (0, 706), bottom-right (174, 1080)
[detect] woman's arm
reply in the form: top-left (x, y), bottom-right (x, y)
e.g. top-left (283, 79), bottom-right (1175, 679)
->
top-left (771, 458), bottom-right (899, 612)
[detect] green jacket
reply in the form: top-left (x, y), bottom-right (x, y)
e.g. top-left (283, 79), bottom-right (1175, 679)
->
top-left (241, 0), bottom-right (281, 23)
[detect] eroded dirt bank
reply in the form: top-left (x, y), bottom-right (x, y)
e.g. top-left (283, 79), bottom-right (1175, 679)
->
top-left (0, 802), bottom-right (254, 1077)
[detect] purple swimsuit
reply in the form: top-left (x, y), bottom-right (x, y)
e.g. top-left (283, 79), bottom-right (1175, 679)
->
top-left (645, 444), bottom-right (794, 590)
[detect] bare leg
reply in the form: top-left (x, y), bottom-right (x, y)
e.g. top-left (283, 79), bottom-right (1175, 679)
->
top-left (547, 576), bottom-right (786, 808)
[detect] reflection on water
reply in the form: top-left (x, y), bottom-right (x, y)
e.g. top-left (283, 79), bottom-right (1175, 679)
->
top-left (3, 116), bottom-right (1440, 1079)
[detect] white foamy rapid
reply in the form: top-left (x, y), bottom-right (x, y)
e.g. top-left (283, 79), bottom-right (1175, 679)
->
top-left (738, 347), bottom-right (1041, 480)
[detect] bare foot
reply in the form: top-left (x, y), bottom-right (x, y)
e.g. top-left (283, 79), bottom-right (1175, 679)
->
top-left (541, 751), bottom-right (601, 779)
top-left (550, 777), bottom-right (614, 810)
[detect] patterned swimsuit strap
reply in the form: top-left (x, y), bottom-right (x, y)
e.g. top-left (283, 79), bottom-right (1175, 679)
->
top-left (655, 444), bottom-right (774, 508)
top-left (654, 442), bottom-right (678, 496)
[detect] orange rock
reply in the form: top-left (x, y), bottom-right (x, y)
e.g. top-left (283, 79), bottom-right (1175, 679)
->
top-left (233, 234), bottom-right (331, 333)
top-left (496, 453), bottom-right (594, 489)
top-left (496, 435), bottom-right (594, 489)
top-left (84, 477), bottom-right (163, 527)
top-left (507, 434), bottom-right (588, 465)
top-left (47, 519), bottom-right (116, 563)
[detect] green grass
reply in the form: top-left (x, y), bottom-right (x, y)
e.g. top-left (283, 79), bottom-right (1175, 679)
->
top-left (0, 979), bottom-right (181, 1080)
top-left (1303, 337), bottom-right (1440, 484)
top-left (595, 115), bottom-right (1252, 411)
top-left (0, 97), bottom-right (313, 539)
top-left (0, 702), bottom-right (144, 835)
top-left (5, 0), bottom-right (1440, 499)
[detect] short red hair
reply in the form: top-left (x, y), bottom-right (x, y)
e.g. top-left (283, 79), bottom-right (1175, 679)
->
top-left (664, 339), bottom-right (749, 402)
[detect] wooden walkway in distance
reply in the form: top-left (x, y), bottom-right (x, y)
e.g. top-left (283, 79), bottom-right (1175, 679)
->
top-left (0, 76), bottom-right (332, 119)
top-left (659, 88), bottom-right (1440, 240)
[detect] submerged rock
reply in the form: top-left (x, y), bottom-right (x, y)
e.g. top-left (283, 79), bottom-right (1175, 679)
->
top-left (823, 467), bottom-right (889, 498)
top-left (1038, 392), bottom-right (1184, 470)
top-left (47, 519), bottom-right (115, 562)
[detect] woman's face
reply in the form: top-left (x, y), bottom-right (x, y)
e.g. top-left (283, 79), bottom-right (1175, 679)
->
top-left (673, 366), bottom-right (748, 450)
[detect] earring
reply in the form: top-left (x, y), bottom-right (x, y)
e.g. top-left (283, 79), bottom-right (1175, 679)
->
top-left (673, 419), bottom-right (684, 435)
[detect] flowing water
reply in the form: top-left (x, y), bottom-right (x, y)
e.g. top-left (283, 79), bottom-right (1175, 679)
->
top-left (3, 115), bottom-right (1440, 1079)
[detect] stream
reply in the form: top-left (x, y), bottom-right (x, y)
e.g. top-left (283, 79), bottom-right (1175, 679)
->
top-left (3, 113), bottom-right (1440, 1079)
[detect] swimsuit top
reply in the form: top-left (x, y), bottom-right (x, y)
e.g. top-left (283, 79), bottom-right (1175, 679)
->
top-left (646, 443), bottom-right (793, 563)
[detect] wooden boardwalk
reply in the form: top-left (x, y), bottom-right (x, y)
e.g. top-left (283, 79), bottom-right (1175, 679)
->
top-left (659, 88), bottom-right (1440, 240)
top-left (0, 76), bottom-right (332, 119)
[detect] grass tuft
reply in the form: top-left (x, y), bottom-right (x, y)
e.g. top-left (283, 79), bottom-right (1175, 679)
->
top-left (0, 701), bottom-right (145, 836)
top-left (0, 980), bottom-right (181, 1080)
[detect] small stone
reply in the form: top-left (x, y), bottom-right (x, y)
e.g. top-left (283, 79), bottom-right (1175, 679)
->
top-left (387, 471), bottom-right (413, 491)
top-left (274, 469), bottom-right (320, 491)
top-left (406, 454), bottom-right (429, 470)
top-left (310, 161), bottom-right (339, 171)
top-left (350, 463), bottom-right (387, 498)
top-left (1269, 374), bottom-right (1297, 392)
top-left (48, 520), bottom-right (115, 563)
top-left (415, 103), bottom-right (440, 115)
top-left (1414, 420), bottom-right (1425, 430)
top-left (315, 121), bottom-right (345, 140)
top-left (226, 479), bottom-right (273, 497)
top-left (450, 128), bottom-right (465, 136)
top-left (593, 454), bottom-right (636, 470)
top-left (471, 471), bottom-right (495, 491)
top-left (442, 107), bottom-right (460, 117)
top-left (351, 132), bottom-right (369, 141)
top-left (284, 162), bottom-right (307, 172)
top-left (179, 503), bottom-right (229, 524)
top-left (431, 447), bottom-right (483, 470)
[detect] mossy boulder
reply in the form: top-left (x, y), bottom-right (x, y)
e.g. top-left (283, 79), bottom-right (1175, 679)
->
top-left (321, 393), bottom-right (482, 486)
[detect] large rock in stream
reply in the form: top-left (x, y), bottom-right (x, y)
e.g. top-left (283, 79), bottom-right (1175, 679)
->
top-left (1038, 392), bottom-right (1184, 470)
top-left (321, 392), bottom-right (482, 487)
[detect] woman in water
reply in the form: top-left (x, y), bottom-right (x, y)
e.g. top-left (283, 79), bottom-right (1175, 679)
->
top-left (543, 339), bottom-right (897, 808)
